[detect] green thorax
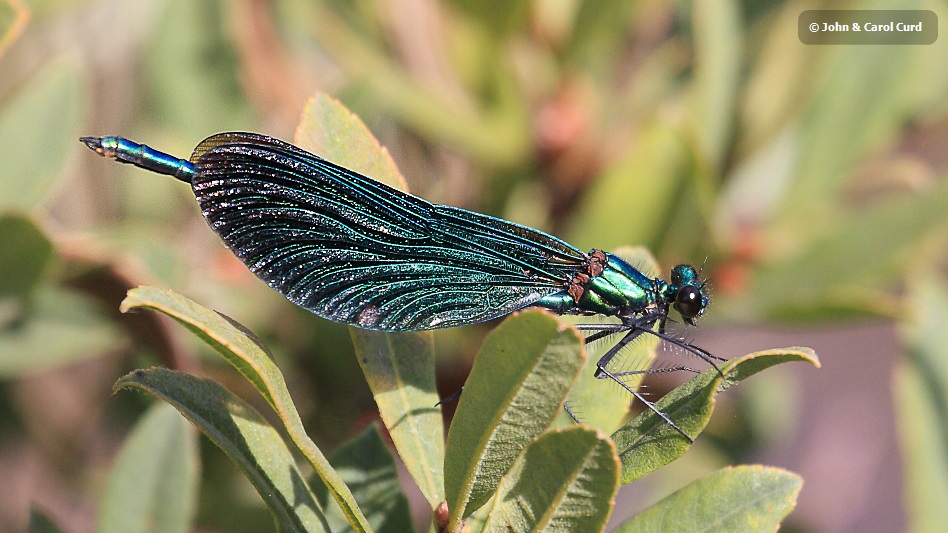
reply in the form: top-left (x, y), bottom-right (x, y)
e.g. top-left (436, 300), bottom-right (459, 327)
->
top-left (535, 251), bottom-right (658, 316)
top-left (577, 252), bottom-right (656, 314)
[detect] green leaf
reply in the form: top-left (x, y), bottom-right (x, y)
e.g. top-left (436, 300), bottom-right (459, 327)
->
top-left (444, 310), bottom-right (585, 527)
top-left (566, 126), bottom-right (688, 252)
top-left (566, 2), bottom-right (638, 74)
top-left (743, 181), bottom-right (948, 319)
top-left (894, 276), bottom-right (948, 532)
top-left (114, 368), bottom-right (329, 533)
top-left (97, 402), bottom-right (199, 533)
top-left (313, 424), bottom-right (414, 533)
top-left (0, 58), bottom-right (83, 212)
top-left (0, 286), bottom-right (125, 377)
top-left (613, 347), bottom-right (819, 483)
top-left (483, 427), bottom-right (619, 533)
top-left (690, 0), bottom-right (741, 171)
top-left (299, 19), bottom-right (529, 166)
top-left (463, 498), bottom-right (492, 533)
top-left (296, 92), bottom-right (446, 508)
top-left (29, 508), bottom-right (65, 533)
top-left (295, 92), bottom-right (408, 191)
top-left (145, 0), bottom-right (252, 134)
top-left (0, 214), bottom-right (53, 297)
top-left (614, 465), bottom-right (802, 532)
top-left (119, 286), bottom-right (372, 533)
top-left (351, 330), bottom-right (445, 508)
top-left (783, 0), bottom-right (921, 221)
top-left (558, 247), bottom-right (660, 435)
top-left (0, 0), bottom-right (29, 58)
top-left (902, 275), bottom-right (948, 417)
top-left (739, 4), bottom-right (816, 150)
top-left (445, 0), bottom-right (530, 37)
top-left (894, 362), bottom-right (948, 533)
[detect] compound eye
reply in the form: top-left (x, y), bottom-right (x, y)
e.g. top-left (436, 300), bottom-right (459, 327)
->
top-left (674, 286), bottom-right (702, 319)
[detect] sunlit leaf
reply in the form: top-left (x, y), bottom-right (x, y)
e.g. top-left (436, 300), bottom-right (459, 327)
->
top-left (444, 310), bottom-right (585, 527)
top-left (295, 92), bottom-right (407, 191)
top-left (351, 330), bottom-right (445, 508)
top-left (483, 427), bottom-right (619, 533)
top-left (313, 424), bottom-right (413, 533)
top-left (613, 347), bottom-right (819, 483)
top-left (120, 287), bottom-right (371, 533)
top-left (0, 58), bottom-right (83, 212)
top-left (894, 276), bottom-right (948, 533)
top-left (114, 369), bottom-right (329, 533)
top-left (98, 402), bottom-right (199, 533)
top-left (614, 466), bottom-right (802, 532)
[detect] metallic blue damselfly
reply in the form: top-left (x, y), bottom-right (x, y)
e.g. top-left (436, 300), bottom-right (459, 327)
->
top-left (81, 132), bottom-right (723, 441)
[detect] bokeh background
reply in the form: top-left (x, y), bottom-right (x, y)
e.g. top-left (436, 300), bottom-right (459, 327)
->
top-left (1, 0), bottom-right (946, 531)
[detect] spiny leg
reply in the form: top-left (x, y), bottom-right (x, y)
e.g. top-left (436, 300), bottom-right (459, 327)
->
top-left (611, 365), bottom-right (701, 378)
top-left (657, 315), bottom-right (727, 362)
top-left (581, 312), bottom-right (724, 374)
top-left (640, 327), bottom-right (727, 377)
top-left (574, 323), bottom-right (627, 344)
top-left (591, 313), bottom-right (665, 376)
top-left (597, 365), bottom-right (693, 443)
top-left (589, 319), bottom-right (694, 442)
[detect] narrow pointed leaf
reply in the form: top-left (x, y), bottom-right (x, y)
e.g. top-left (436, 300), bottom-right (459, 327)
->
top-left (895, 276), bottom-right (948, 532)
top-left (114, 368), bottom-right (328, 533)
top-left (351, 330), bottom-right (445, 507)
top-left (613, 347), bottom-right (819, 483)
top-left (445, 310), bottom-right (585, 527)
top-left (566, 126), bottom-right (687, 252)
top-left (97, 402), bottom-right (198, 533)
top-left (313, 424), bottom-right (414, 533)
top-left (690, 0), bottom-right (741, 170)
top-left (483, 427), bottom-right (619, 533)
top-left (0, 58), bottom-right (82, 211)
top-left (463, 498), bottom-right (493, 533)
top-left (747, 181), bottom-right (948, 318)
top-left (894, 362), bottom-right (948, 533)
top-left (614, 466), bottom-right (802, 532)
top-left (784, 36), bottom-right (918, 219)
top-left (120, 287), bottom-right (372, 533)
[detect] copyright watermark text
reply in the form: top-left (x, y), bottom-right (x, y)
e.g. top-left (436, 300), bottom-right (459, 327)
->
top-left (799, 10), bottom-right (937, 44)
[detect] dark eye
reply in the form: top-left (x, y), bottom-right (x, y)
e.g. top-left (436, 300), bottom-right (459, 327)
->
top-left (674, 286), bottom-right (702, 318)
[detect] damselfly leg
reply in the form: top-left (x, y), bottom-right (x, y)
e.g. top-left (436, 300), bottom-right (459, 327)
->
top-left (571, 313), bottom-right (725, 442)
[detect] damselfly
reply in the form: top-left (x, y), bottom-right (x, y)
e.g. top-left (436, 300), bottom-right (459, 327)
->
top-left (81, 133), bottom-right (724, 441)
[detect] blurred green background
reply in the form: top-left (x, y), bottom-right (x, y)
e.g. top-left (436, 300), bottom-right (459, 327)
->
top-left (1, 0), bottom-right (946, 531)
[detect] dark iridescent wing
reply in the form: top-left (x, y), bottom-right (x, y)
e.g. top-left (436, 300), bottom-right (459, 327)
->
top-left (189, 132), bottom-right (587, 331)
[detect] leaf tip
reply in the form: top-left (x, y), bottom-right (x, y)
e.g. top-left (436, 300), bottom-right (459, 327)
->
top-left (119, 285), bottom-right (160, 313)
top-left (113, 367), bottom-right (150, 394)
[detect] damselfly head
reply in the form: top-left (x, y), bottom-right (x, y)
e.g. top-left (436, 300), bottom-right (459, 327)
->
top-left (669, 264), bottom-right (709, 325)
